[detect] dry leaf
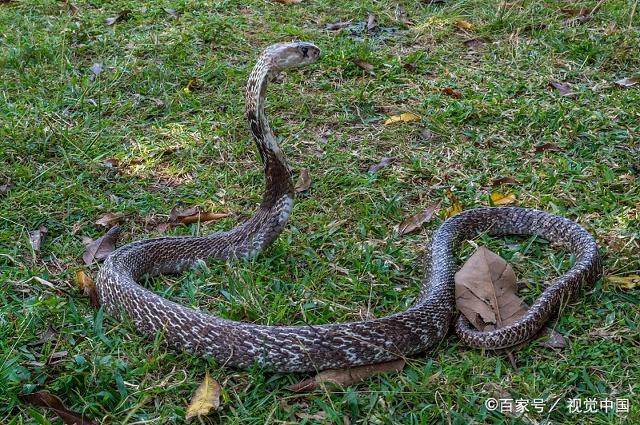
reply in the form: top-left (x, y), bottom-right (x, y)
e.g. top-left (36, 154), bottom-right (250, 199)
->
top-left (95, 212), bottom-right (124, 227)
top-left (103, 158), bottom-right (119, 168)
top-left (19, 391), bottom-right (97, 425)
top-left (76, 270), bottom-right (99, 308)
top-left (397, 203), bottom-right (440, 236)
top-left (455, 19), bottom-right (474, 30)
top-left (295, 169), bottom-right (311, 193)
top-left (325, 21), bottom-right (352, 30)
top-left (287, 359), bottom-right (405, 392)
top-left (29, 226), bottom-right (48, 251)
top-left (614, 76), bottom-right (640, 88)
top-left (367, 13), bottom-right (377, 31)
top-left (170, 206), bottom-right (230, 225)
top-left (296, 411), bottom-right (328, 420)
top-left (562, 8), bottom-right (593, 26)
top-left (464, 37), bottom-right (486, 48)
top-left (549, 81), bottom-right (573, 96)
top-left (491, 176), bottom-right (517, 186)
top-left (441, 87), bottom-right (462, 98)
top-left (368, 157), bottom-right (396, 173)
top-left (273, 0), bottom-right (302, 4)
top-left (82, 226), bottom-right (120, 265)
top-left (353, 59), bottom-right (374, 75)
top-left (384, 112), bottom-right (420, 125)
top-left (455, 246), bottom-right (528, 331)
top-left (607, 274), bottom-right (640, 290)
top-left (490, 192), bottom-right (516, 206)
top-left (444, 193), bottom-right (463, 218)
top-left (0, 183), bottom-right (10, 195)
top-left (163, 8), bottom-right (179, 18)
top-left (539, 327), bottom-right (567, 349)
top-left (534, 142), bottom-right (562, 153)
top-left (105, 10), bottom-right (129, 26)
top-left (185, 373), bottom-right (221, 421)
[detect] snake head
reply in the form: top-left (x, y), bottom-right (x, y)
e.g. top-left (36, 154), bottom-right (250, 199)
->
top-left (265, 42), bottom-right (321, 71)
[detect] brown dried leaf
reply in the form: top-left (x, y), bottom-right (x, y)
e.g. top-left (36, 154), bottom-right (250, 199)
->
top-left (464, 37), bottom-right (486, 48)
top-left (185, 373), bottom-right (221, 421)
top-left (490, 192), bottom-right (516, 206)
top-left (441, 87), bottom-right (462, 98)
top-left (397, 203), bottom-right (440, 236)
top-left (325, 21), bottom-right (352, 30)
top-left (549, 81), bottom-right (573, 96)
top-left (454, 19), bottom-right (474, 30)
top-left (287, 359), bottom-right (405, 392)
top-left (105, 10), bottom-right (130, 26)
top-left (384, 112), bottom-right (420, 125)
top-left (491, 176), bottom-right (517, 186)
top-left (273, 0), bottom-right (302, 4)
top-left (19, 391), bottom-right (97, 425)
top-left (539, 327), bottom-right (567, 349)
top-left (82, 226), bottom-right (120, 265)
top-left (295, 168), bottom-right (311, 193)
top-left (614, 76), bottom-right (640, 88)
top-left (455, 246), bottom-right (528, 331)
top-left (534, 142), bottom-right (562, 153)
top-left (367, 13), bottom-right (377, 31)
top-left (76, 270), bottom-right (99, 308)
top-left (29, 226), bottom-right (48, 251)
top-left (296, 411), bottom-right (328, 420)
top-left (170, 206), bottom-right (230, 225)
top-left (353, 59), bottom-right (374, 75)
top-left (103, 158), bottom-right (119, 168)
top-left (368, 157), bottom-right (396, 173)
top-left (94, 212), bottom-right (124, 227)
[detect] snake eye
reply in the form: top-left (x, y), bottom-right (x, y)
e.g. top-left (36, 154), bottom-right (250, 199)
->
top-left (300, 46), bottom-right (309, 57)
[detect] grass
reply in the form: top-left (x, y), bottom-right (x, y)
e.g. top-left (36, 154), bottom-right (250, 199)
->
top-left (1, 0), bottom-right (638, 423)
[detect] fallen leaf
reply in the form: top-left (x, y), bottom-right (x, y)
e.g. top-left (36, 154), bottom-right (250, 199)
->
top-left (367, 13), bottom-right (377, 31)
top-left (549, 81), bottom-right (573, 96)
top-left (561, 7), bottom-right (594, 26)
top-left (296, 411), bottom-right (328, 420)
top-left (94, 212), bottom-right (124, 227)
top-left (464, 37), bottom-right (486, 48)
top-left (491, 176), bottom-right (517, 186)
top-left (441, 87), bottom-right (462, 98)
top-left (295, 169), bottom-right (311, 193)
top-left (384, 112), bottom-right (421, 125)
top-left (76, 270), bottom-right (99, 308)
top-left (614, 76), bottom-right (640, 88)
top-left (29, 226), bottom-right (48, 251)
top-left (325, 21), bottom-right (352, 30)
top-left (444, 192), bottom-right (463, 218)
top-left (455, 246), bottom-right (528, 331)
top-left (368, 157), bottom-right (396, 173)
top-left (419, 129), bottom-right (439, 142)
top-left (353, 59), bottom-right (374, 75)
top-left (105, 10), bottom-right (130, 26)
top-left (454, 19), bottom-right (474, 30)
top-left (19, 391), bottom-right (97, 425)
top-left (0, 183), bottom-right (10, 195)
top-left (273, 0), bottom-right (302, 4)
top-left (490, 192), bottom-right (516, 206)
top-left (183, 77), bottom-right (200, 93)
top-left (82, 226), bottom-right (120, 265)
top-left (607, 274), bottom-right (640, 290)
top-left (287, 359), bottom-right (405, 392)
top-left (397, 203), bottom-right (440, 235)
top-left (534, 142), bottom-right (562, 153)
top-left (103, 158), bottom-right (119, 168)
top-left (186, 373), bottom-right (221, 421)
top-left (47, 350), bottom-right (69, 365)
top-left (163, 8), bottom-right (179, 18)
top-left (539, 327), bottom-right (567, 349)
top-left (169, 206), bottom-right (230, 225)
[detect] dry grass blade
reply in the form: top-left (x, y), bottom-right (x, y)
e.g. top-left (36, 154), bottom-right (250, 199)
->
top-left (19, 391), bottom-right (97, 425)
top-left (287, 359), bottom-right (405, 392)
top-left (614, 76), bottom-right (640, 88)
top-left (29, 225), bottom-right (47, 251)
top-left (325, 21), bottom-right (351, 30)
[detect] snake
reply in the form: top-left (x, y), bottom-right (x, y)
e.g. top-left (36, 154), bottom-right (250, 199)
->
top-left (97, 42), bottom-right (602, 372)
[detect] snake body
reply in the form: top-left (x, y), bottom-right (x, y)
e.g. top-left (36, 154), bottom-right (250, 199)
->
top-left (97, 42), bottom-right (602, 372)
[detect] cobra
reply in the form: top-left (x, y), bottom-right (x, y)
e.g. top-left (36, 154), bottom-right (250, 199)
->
top-left (97, 42), bottom-right (602, 372)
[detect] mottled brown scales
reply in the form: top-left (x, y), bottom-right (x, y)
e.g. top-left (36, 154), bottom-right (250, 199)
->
top-left (96, 43), bottom-right (601, 372)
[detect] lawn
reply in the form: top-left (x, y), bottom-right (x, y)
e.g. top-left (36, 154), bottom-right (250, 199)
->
top-left (1, 0), bottom-right (638, 423)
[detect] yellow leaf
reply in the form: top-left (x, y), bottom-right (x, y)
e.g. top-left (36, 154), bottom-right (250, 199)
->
top-left (491, 192), bottom-right (516, 206)
top-left (75, 270), bottom-right (99, 308)
top-left (455, 20), bottom-right (474, 30)
top-left (607, 274), bottom-right (640, 290)
top-left (384, 112), bottom-right (421, 125)
top-left (186, 373), bottom-right (221, 421)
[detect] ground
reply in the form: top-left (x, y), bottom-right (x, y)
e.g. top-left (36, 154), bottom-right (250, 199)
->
top-left (1, 0), bottom-right (638, 423)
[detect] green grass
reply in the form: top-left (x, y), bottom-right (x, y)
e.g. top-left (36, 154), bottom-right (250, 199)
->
top-left (1, 0), bottom-right (639, 423)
